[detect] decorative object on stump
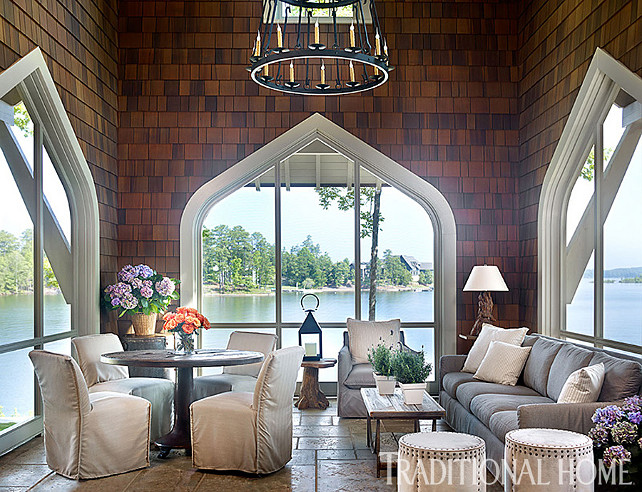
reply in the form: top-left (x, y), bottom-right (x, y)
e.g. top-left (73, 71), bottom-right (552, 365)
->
top-left (162, 307), bottom-right (211, 355)
top-left (103, 263), bottom-right (179, 335)
top-left (588, 395), bottom-right (641, 488)
top-left (249, 0), bottom-right (393, 96)
top-left (368, 342), bottom-right (395, 395)
top-left (391, 348), bottom-right (432, 405)
top-left (462, 264), bottom-right (509, 336)
top-left (296, 358), bottom-right (337, 410)
top-left (298, 293), bottom-right (322, 361)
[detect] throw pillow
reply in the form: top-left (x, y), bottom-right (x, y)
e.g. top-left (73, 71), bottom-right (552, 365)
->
top-left (347, 318), bottom-right (400, 364)
top-left (557, 363), bottom-right (605, 403)
top-left (473, 341), bottom-right (532, 386)
top-left (462, 323), bottom-right (529, 373)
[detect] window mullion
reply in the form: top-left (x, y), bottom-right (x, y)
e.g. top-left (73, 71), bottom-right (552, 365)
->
top-left (275, 162), bottom-right (282, 347)
top-left (34, 122), bottom-right (44, 342)
top-left (594, 125), bottom-right (604, 346)
top-left (353, 159), bottom-right (361, 319)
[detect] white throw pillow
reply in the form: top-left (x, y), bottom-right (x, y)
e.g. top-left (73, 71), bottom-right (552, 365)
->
top-left (462, 323), bottom-right (529, 373)
top-left (557, 363), bottom-right (605, 403)
top-left (347, 318), bottom-right (400, 364)
top-left (473, 341), bottom-right (532, 386)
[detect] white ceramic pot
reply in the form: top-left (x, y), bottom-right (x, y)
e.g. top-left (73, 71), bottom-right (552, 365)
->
top-left (399, 382), bottom-right (426, 405)
top-left (373, 374), bottom-right (396, 395)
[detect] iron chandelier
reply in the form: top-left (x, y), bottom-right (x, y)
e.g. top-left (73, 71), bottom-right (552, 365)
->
top-left (249, 0), bottom-right (393, 95)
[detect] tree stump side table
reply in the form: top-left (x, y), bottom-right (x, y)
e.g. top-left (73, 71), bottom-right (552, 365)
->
top-left (296, 358), bottom-right (337, 410)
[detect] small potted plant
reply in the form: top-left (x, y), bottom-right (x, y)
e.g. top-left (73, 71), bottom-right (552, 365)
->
top-left (391, 348), bottom-right (432, 405)
top-left (368, 343), bottom-right (396, 395)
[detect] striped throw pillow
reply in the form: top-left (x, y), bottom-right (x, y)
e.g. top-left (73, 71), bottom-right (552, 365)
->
top-left (557, 363), bottom-right (605, 403)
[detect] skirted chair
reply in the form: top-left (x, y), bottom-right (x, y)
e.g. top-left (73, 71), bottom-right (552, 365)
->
top-left (29, 350), bottom-right (151, 480)
top-left (71, 333), bottom-right (174, 441)
top-left (192, 331), bottom-right (277, 401)
top-left (190, 345), bottom-right (304, 474)
top-left (338, 318), bottom-right (411, 417)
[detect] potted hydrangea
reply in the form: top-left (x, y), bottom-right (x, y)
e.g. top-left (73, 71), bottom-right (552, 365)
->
top-left (589, 395), bottom-right (641, 488)
top-left (391, 348), bottom-right (432, 405)
top-left (368, 343), bottom-right (396, 395)
top-left (103, 264), bottom-right (179, 335)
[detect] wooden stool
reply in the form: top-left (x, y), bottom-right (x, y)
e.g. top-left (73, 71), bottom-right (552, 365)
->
top-left (296, 358), bottom-right (336, 410)
top-left (398, 432), bottom-right (486, 491)
top-left (504, 428), bottom-right (593, 491)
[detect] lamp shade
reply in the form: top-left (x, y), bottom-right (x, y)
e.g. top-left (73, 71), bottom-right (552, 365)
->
top-left (463, 265), bottom-right (509, 292)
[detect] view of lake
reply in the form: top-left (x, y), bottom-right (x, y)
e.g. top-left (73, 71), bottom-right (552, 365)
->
top-left (2, 281), bottom-right (641, 422)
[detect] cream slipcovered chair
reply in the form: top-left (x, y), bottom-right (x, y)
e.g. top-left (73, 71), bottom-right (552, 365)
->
top-left (29, 350), bottom-right (151, 479)
top-left (190, 345), bottom-right (304, 474)
top-left (71, 333), bottom-right (174, 440)
top-left (192, 331), bottom-right (278, 401)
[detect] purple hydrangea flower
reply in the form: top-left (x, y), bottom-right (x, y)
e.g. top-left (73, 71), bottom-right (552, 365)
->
top-left (117, 265), bottom-right (137, 283)
top-left (638, 437), bottom-right (642, 449)
top-left (120, 295), bottom-right (138, 310)
top-left (628, 411), bottom-right (642, 425)
top-left (143, 279), bottom-right (152, 288)
top-left (140, 286), bottom-right (153, 298)
top-left (110, 297), bottom-right (121, 307)
top-left (155, 277), bottom-right (175, 296)
top-left (602, 445), bottom-right (631, 468)
top-left (611, 421), bottom-right (638, 444)
top-left (135, 264), bottom-right (154, 279)
top-left (592, 405), bottom-right (625, 426)
top-left (623, 395), bottom-right (642, 413)
top-left (588, 424), bottom-right (610, 447)
top-left (131, 278), bottom-right (143, 289)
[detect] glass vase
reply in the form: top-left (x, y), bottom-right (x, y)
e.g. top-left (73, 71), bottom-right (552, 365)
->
top-left (175, 332), bottom-right (195, 355)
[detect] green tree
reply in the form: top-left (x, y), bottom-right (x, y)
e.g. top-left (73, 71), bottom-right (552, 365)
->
top-left (13, 102), bottom-right (33, 137)
top-left (381, 250), bottom-right (412, 286)
top-left (580, 148), bottom-right (614, 182)
top-left (418, 269), bottom-right (433, 286)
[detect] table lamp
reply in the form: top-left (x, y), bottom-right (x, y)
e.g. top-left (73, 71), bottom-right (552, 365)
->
top-left (463, 265), bottom-right (509, 336)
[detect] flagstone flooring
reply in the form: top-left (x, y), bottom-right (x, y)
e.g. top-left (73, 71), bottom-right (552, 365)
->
top-left (0, 400), bottom-right (502, 491)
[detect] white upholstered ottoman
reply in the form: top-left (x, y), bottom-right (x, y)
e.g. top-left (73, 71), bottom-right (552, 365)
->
top-left (398, 432), bottom-right (486, 492)
top-left (504, 428), bottom-right (594, 492)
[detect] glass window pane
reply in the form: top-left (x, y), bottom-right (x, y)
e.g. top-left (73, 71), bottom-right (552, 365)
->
top-left (280, 157), bottom-right (355, 323)
top-left (603, 138), bottom-right (642, 347)
top-left (400, 328), bottom-right (435, 382)
top-left (602, 103), bottom-right (624, 171)
top-left (43, 146), bottom-right (71, 244)
top-left (10, 102), bottom-right (34, 170)
top-left (359, 168), bottom-right (434, 322)
top-left (0, 347), bottom-right (35, 435)
top-left (44, 338), bottom-right (71, 356)
top-left (0, 151), bottom-right (34, 344)
top-left (566, 147), bottom-right (595, 245)
top-left (566, 251), bottom-right (594, 336)
top-left (200, 327), bottom-right (276, 376)
top-left (43, 282), bottom-right (71, 337)
top-left (282, 327), bottom-right (343, 382)
top-left (201, 171), bottom-right (276, 323)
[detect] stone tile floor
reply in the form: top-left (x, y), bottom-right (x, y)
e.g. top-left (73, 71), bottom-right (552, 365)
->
top-left (0, 399), bottom-right (502, 491)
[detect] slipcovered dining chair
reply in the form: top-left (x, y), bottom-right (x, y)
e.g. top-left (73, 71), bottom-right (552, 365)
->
top-left (29, 350), bottom-right (151, 480)
top-left (190, 345), bottom-right (304, 474)
top-left (192, 331), bottom-right (278, 401)
top-left (71, 333), bottom-right (173, 440)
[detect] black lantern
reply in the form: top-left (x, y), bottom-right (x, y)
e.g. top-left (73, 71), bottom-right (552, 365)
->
top-left (298, 293), bottom-right (322, 361)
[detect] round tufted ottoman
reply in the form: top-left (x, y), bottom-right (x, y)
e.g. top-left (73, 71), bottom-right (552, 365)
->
top-left (398, 432), bottom-right (486, 492)
top-left (504, 428), bottom-right (594, 492)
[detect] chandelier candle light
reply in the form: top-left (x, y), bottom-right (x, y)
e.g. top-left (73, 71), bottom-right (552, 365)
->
top-left (249, 0), bottom-right (393, 95)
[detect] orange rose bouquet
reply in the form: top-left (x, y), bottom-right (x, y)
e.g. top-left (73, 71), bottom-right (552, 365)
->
top-left (162, 307), bottom-right (210, 354)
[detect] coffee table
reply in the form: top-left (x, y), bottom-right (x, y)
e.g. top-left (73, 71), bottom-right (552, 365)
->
top-left (360, 387), bottom-right (446, 477)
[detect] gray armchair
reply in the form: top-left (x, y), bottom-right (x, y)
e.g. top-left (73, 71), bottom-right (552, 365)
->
top-left (338, 329), bottom-right (409, 418)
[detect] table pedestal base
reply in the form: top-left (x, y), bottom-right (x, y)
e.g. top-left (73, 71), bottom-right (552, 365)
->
top-left (155, 367), bottom-right (193, 458)
top-left (296, 366), bottom-right (329, 410)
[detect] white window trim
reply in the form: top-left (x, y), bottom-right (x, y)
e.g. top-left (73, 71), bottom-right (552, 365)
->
top-left (538, 48), bottom-right (642, 353)
top-left (180, 113), bottom-right (457, 363)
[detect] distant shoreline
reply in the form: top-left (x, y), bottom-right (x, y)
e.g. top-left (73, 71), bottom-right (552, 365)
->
top-left (202, 284), bottom-right (434, 297)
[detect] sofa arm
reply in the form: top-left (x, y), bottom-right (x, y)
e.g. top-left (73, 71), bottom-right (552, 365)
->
top-left (518, 401), bottom-right (622, 435)
top-left (338, 345), bottom-right (353, 386)
top-left (439, 355), bottom-right (467, 391)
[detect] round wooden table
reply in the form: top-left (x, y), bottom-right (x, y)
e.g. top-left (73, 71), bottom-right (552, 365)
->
top-left (296, 358), bottom-right (337, 410)
top-left (101, 349), bottom-right (264, 458)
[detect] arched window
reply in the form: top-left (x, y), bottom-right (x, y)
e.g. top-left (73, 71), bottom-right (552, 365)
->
top-left (539, 48), bottom-right (642, 355)
top-left (181, 114), bottom-right (457, 393)
top-left (0, 49), bottom-right (100, 453)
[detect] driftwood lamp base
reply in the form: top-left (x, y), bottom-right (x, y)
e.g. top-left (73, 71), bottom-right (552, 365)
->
top-left (469, 291), bottom-right (497, 336)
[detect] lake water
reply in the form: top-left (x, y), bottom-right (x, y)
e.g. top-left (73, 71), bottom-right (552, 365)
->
top-left (2, 282), bottom-right (640, 421)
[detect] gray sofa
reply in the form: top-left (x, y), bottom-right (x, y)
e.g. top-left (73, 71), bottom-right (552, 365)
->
top-left (338, 330), bottom-right (410, 417)
top-left (439, 333), bottom-right (642, 471)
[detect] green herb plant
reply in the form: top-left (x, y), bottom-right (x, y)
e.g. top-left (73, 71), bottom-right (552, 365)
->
top-left (391, 348), bottom-right (433, 384)
top-left (368, 343), bottom-right (393, 377)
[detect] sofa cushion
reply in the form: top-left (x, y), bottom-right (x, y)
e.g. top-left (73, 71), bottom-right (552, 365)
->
top-left (523, 337), bottom-right (563, 395)
top-left (442, 372), bottom-right (476, 398)
top-left (456, 382), bottom-right (540, 411)
top-left (347, 318), bottom-right (400, 364)
top-left (469, 393), bottom-right (555, 427)
top-left (590, 352), bottom-right (642, 401)
top-left (546, 344), bottom-right (594, 401)
top-left (488, 411), bottom-right (519, 442)
top-left (462, 324), bottom-right (529, 374)
top-left (344, 363), bottom-right (376, 389)
top-left (473, 341), bottom-right (532, 386)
